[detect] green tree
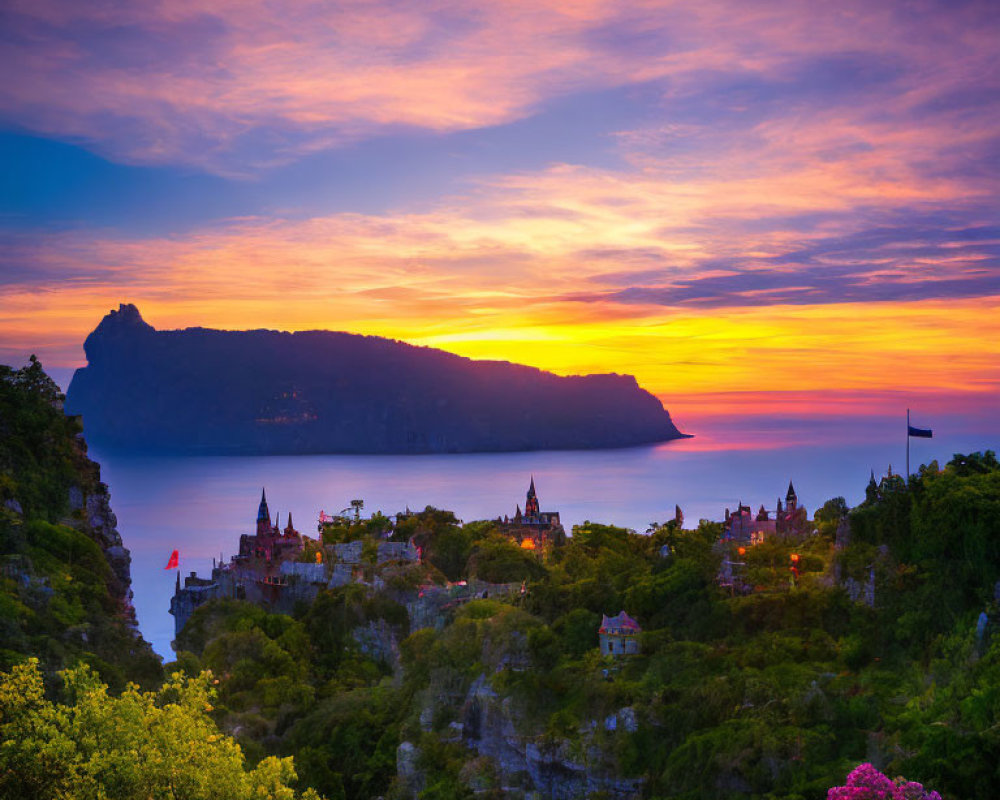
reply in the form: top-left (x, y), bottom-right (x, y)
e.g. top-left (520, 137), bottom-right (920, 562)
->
top-left (0, 658), bottom-right (322, 800)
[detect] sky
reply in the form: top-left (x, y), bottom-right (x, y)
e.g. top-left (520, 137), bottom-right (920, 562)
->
top-left (1, 0), bottom-right (998, 451)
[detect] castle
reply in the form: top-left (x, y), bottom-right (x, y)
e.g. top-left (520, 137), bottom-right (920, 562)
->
top-left (170, 489), bottom-right (429, 639)
top-left (170, 489), bottom-right (318, 638)
top-left (723, 481), bottom-right (807, 543)
top-left (496, 477), bottom-right (566, 551)
top-left (238, 488), bottom-right (303, 562)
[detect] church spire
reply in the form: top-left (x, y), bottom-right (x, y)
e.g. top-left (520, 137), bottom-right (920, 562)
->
top-left (866, 469), bottom-right (880, 503)
top-left (257, 488), bottom-right (270, 523)
top-left (785, 481), bottom-right (797, 512)
top-left (525, 476), bottom-right (540, 518)
top-left (257, 488), bottom-right (272, 535)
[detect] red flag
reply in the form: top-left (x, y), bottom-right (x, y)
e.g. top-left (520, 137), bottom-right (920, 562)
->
top-left (165, 549), bottom-right (179, 569)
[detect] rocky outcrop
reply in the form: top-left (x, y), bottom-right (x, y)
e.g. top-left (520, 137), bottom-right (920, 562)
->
top-left (395, 741), bottom-right (425, 797)
top-left (66, 304), bottom-right (687, 455)
top-left (397, 672), bottom-right (644, 799)
top-left (352, 619), bottom-right (402, 670)
top-left (83, 486), bottom-right (132, 599)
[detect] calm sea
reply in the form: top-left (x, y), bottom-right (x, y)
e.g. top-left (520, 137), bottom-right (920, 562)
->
top-left (88, 417), bottom-right (997, 659)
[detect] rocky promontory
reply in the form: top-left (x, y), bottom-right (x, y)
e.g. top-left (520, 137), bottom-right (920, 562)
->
top-left (0, 357), bottom-right (161, 684)
top-left (66, 304), bottom-right (687, 455)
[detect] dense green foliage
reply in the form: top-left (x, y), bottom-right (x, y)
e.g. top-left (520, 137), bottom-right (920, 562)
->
top-left (159, 455), bottom-right (997, 799)
top-left (0, 357), bottom-right (79, 521)
top-left (172, 589), bottom-right (406, 799)
top-left (0, 358), bottom-right (161, 687)
top-left (0, 658), bottom-right (320, 800)
top-left (3, 360), bottom-right (997, 799)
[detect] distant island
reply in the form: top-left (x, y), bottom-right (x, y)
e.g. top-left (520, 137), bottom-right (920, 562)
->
top-left (65, 304), bottom-right (686, 454)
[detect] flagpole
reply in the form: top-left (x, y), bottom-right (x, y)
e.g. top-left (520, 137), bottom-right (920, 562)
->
top-left (906, 408), bottom-right (910, 479)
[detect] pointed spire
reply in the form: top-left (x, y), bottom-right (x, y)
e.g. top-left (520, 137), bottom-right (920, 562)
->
top-left (257, 487), bottom-right (270, 524)
top-left (786, 481), bottom-right (797, 501)
top-left (175, 570), bottom-right (181, 591)
top-left (524, 476), bottom-right (539, 518)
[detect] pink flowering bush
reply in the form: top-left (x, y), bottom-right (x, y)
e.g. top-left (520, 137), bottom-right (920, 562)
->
top-left (828, 764), bottom-right (942, 800)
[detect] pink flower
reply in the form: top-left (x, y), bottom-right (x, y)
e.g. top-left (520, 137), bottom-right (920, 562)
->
top-left (828, 764), bottom-right (941, 800)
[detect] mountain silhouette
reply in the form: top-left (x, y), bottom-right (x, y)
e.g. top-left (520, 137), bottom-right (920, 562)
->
top-left (65, 304), bottom-right (686, 454)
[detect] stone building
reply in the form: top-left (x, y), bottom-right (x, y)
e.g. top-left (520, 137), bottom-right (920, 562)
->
top-left (496, 477), bottom-right (566, 551)
top-left (723, 481), bottom-right (807, 543)
top-left (237, 488), bottom-right (303, 562)
top-left (378, 540), bottom-right (419, 564)
top-left (170, 489), bottom-right (320, 639)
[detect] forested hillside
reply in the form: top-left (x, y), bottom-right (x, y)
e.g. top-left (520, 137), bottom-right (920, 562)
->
top-left (3, 361), bottom-right (998, 799)
top-left (165, 455), bottom-right (999, 799)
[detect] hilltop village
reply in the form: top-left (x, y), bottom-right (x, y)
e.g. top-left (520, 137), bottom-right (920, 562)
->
top-left (171, 476), bottom-right (817, 645)
top-left (171, 479), bottom-right (567, 639)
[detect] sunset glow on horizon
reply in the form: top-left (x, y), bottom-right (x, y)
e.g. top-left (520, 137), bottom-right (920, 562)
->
top-left (2, 0), bottom-right (998, 448)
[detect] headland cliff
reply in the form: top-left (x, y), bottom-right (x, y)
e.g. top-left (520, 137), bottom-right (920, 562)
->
top-left (65, 304), bottom-right (686, 454)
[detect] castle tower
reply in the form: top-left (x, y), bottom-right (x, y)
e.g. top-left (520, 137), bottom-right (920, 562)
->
top-left (525, 476), bottom-right (540, 519)
top-left (785, 481), bottom-right (797, 513)
top-left (284, 512), bottom-right (297, 537)
top-left (866, 469), bottom-right (879, 503)
top-left (257, 488), bottom-right (271, 536)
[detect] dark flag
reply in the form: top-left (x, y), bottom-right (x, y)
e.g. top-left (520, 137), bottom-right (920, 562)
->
top-left (907, 425), bottom-right (933, 438)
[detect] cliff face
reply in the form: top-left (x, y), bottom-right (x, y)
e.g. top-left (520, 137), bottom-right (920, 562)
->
top-left (66, 304), bottom-right (686, 455)
top-left (396, 665), bottom-right (645, 798)
top-left (0, 358), bottom-right (161, 685)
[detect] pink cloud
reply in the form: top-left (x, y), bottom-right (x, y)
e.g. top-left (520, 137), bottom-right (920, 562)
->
top-left (1, 1), bottom-right (997, 173)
